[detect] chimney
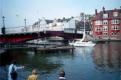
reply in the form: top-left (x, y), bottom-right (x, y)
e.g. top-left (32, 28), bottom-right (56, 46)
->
top-left (95, 9), bottom-right (97, 15)
top-left (102, 7), bottom-right (105, 12)
top-left (114, 8), bottom-right (117, 11)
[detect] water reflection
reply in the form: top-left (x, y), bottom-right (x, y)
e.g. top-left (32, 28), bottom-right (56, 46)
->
top-left (0, 42), bottom-right (121, 80)
top-left (0, 49), bottom-right (74, 79)
top-left (92, 42), bottom-right (121, 73)
top-left (75, 47), bottom-right (94, 60)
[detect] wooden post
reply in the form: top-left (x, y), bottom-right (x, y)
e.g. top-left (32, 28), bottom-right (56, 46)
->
top-left (34, 48), bottom-right (37, 54)
top-left (72, 45), bottom-right (74, 54)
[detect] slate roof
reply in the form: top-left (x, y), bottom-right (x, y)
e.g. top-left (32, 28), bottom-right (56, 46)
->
top-left (76, 21), bottom-right (92, 31)
top-left (45, 20), bottom-right (53, 24)
top-left (92, 9), bottom-right (121, 21)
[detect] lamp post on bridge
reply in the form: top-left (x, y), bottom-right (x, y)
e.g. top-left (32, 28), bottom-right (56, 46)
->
top-left (24, 18), bottom-right (27, 32)
top-left (2, 16), bottom-right (6, 35)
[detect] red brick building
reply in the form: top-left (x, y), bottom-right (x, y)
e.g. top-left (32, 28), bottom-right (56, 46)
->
top-left (92, 7), bottom-right (121, 41)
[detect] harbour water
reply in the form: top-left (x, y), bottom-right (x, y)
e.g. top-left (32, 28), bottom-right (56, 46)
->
top-left (0, 42), bottom-right (121, 80)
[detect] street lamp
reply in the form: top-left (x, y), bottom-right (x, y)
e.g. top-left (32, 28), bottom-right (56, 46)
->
top-left (2, 16), bottom-right (6, 34)
top-left (24, 19), bottom-right (27, 32)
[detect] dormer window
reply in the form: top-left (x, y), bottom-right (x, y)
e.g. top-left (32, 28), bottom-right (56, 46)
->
top-left (113, 12), bottom-right (118, 17)
top-left (103, 13), bottom-right (108, 18)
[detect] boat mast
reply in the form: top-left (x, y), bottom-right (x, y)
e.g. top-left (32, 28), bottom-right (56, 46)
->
top-left (83, 14), bottom-right (86, 42)
top-left (74, 18), bottom-right (77, 39)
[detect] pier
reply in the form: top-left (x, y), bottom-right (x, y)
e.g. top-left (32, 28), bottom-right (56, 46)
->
top-left (36, 45), bottom-right (74, 51)
top-left (0, 43), bottom-right (74, 53)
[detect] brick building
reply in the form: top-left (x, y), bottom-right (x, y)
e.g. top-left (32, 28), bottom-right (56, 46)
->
top-left (92, 7), bottom-right (121, 41)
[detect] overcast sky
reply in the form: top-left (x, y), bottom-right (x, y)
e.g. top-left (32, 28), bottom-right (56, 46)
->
top-left (0, 0), bottom-right (121, 27)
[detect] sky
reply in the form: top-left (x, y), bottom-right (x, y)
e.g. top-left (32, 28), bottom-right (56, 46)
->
top-left (0, 0), bottom-right (121, 28)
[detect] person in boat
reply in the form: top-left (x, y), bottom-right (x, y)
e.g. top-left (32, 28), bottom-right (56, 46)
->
top-left (59, 70), bottom-right (66, 80)
top-left (8, 60), bottom-right (24, 80)
top-left (27, 69), bottom-right (38, 80)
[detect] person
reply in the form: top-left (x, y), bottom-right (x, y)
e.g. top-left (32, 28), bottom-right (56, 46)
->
top-left (59, 70), bottom-right (66, 80)
top-left (27, 69), bottom-right (38, 80)
top-left (8, 60), bottom-right (24, 80)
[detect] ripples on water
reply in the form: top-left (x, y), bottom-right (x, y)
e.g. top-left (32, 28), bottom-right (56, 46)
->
top-left (0, 42), bottom-right (121, 80)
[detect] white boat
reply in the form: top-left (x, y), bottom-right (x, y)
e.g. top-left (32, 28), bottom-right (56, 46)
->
top-left (69, 15), bottom-right (96, 47)
top-left (69, 41), bottom-right (95, 47)
top-left (69, 31), bottom-right (96, 47)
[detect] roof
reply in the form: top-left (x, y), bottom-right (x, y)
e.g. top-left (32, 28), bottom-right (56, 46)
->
top-left (45, 20), bottom-right (53, 24)
top-left (92, 9), bottom-right (121, 21)
top-left (76, 21), bottom-right (92, 31)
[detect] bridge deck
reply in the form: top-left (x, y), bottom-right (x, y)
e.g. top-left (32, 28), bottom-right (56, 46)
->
top-left (0, 31), bottom-right (82, 43)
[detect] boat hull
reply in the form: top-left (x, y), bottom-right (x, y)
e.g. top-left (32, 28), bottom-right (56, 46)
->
top-left (69, 41), bottom-right (96, 47)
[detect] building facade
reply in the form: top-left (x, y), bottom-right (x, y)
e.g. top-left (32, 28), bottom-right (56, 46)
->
top-left (92, 7), bottom-right (121, 41)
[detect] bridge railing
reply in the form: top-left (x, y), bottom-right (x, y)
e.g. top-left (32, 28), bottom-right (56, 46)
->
top-left (4, 25), bottom-right (84, 34)
top-left (5, 26), bottom-right (25, 34)
top-left (5, 25), bottom-right (46, 34)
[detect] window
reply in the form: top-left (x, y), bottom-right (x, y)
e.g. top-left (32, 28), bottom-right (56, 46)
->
top-left (103, 26), bottom-right (108, 31)
top-left (103, 20), bottom-right (108, 25)
top-left (111, 19), bottom-right (119, 24)
top-left (112, 32), bottom-right (120, 35)
top-left (95, 20), bottom-right (102, 25)
top-left (113, 12), bottom-right (118, 17)
top-left (111, 26), bottom-right (120, 30)
top-left (95, 27), bottom-right (102, 31)
top-left (103, 32), bottom-right (108, 35)
top-left (103, 14), bottom-right (108, 18)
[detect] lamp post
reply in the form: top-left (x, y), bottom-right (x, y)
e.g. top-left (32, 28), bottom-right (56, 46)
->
top-left (24, 18), bottom-right (27, 32)
top-left (2, 16), bottom-right (5, 35)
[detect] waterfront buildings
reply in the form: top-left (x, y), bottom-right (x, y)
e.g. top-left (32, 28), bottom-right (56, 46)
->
top-left (5, 13), bottom-right (93, 36)
top-left (92, 7), bottom-right (121, 41)
top-left (30, 14), bottom-right (93, 34)
top-left (31, 17), bottom-right (76, 33)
